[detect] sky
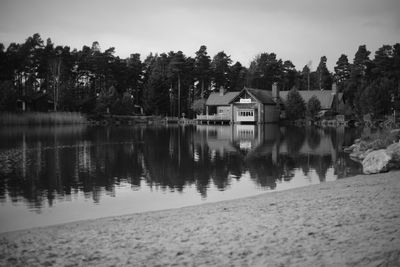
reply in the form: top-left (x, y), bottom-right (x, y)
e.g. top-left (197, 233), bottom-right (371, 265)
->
top-left (0, 0), bottom-right (399, 71)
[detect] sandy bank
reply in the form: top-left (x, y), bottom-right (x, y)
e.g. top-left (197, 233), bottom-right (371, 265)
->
top-left (1, 172), bottom-right (400, 266)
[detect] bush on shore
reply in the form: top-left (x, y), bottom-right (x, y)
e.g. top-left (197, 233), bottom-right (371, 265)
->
top-left (359, 129), bottom-right (400, 150)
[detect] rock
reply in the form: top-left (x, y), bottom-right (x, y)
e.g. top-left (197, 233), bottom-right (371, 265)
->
top-left (386, 142), bottom-right (400, 162)
top-left (390, 129), bottom-right (400, 135)
top-left (350, 148), bottom-right (373, 161)
top-left (362, 149), bottom-right (392, 174)
top-left (344, 144), bottom-right (356, 153)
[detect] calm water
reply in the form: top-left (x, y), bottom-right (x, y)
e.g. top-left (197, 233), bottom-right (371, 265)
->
top-left (0, 124), bottom-right (363, 232)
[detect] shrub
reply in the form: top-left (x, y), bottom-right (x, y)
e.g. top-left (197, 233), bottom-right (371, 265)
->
top-left (285, 89), bottom-right (306, 120)
top-left (360, 129), bottom-right (400, 150)
top-left (307, 95), bottom-right (321, 119)
top-left (191, 98), bottom-right (206, 115)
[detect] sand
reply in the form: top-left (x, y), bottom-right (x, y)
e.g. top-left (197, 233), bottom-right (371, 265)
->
top-left (1, 172), bottom-right (400, 266)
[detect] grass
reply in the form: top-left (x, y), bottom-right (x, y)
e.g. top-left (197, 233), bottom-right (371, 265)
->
top-left (0, 112), bottom-right (87, 126)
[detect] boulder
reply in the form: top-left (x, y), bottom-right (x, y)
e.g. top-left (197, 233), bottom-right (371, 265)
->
top-left (362, 149), bottom-right (392, 174)
top-left (350, 148), bottom-right (373, 161)
top-left (386, 142), bottom-right (400, 162)
top-left (390, 129), bottom-right (400, 135)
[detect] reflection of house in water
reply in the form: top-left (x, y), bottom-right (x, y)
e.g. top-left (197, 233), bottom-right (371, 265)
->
top-left (195, 124), bottom-right (272, 154)
top-left (195, 124), bottom-right (351, 184)
top-left (195, 125), bottom-right (236, 156)
top-left (195, 124), bottom-right (281, 156)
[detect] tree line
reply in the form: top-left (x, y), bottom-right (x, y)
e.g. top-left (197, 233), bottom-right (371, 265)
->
top-left (0, 33), bottom-right (399, 118)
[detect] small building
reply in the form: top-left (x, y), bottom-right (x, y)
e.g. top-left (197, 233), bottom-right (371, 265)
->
top-left (230, 86), bottom-right (280, 123)
top-left (196, 87), bottom-right (240, 123)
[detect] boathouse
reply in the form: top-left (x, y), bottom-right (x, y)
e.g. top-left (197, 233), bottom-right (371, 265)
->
top-left (230, 85), bottom-right (281, 124)
top-left (197, 84), bottom-right (280, 124)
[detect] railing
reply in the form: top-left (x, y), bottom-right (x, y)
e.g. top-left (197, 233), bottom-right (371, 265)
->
top-left (196, 114), bottom-right (231, 121)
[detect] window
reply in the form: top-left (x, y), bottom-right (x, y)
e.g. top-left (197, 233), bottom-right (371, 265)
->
top-left (238, 110), bottom-right (254, 117)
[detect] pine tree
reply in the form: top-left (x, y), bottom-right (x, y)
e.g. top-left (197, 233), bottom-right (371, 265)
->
top-left (316, 56), bottom-right (332, 90)
top-left (334, 54), bottom-right (350, 92)
top-left (211, 51), bottom-right (232, 90)
top-left (194, 45), bottom-right (211, 98)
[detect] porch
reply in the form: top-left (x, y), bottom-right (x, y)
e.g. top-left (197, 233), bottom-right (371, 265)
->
top-left (196, 114), bottom-right (232, 124)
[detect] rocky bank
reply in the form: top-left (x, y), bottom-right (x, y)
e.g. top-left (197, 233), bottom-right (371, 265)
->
top-left (345, 129), bottom-right (400, 174)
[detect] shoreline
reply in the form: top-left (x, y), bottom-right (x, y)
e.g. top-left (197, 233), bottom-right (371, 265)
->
top-left (1, 172), bottom-right (400, 266)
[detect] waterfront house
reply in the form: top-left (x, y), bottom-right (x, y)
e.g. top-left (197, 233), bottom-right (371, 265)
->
top-left (230, 85), bottom-right (281, 123)
top-left (197, 84), bottom-right (281, 124)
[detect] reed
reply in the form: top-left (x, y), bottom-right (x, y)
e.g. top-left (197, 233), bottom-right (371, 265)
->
top-left (0, 112), bottom-right (87, 126)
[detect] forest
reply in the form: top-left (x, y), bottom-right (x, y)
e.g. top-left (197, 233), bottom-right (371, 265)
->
top-left (0, 33), bottom-right (399, 118)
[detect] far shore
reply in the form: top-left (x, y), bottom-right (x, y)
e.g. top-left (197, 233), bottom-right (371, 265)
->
top-left (1, 171), bottom-right (400, 266)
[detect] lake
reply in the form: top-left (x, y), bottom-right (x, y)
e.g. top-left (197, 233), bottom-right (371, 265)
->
top-left (0, 124), bottom-right (363, 232)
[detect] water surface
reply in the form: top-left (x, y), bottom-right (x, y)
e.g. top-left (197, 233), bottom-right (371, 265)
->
top-left (0, 124), bottom-right (363, 232)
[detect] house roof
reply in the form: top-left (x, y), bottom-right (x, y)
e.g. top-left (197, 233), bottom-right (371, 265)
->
top-left (245, 88), bottom-right (276, 105)
top-left (206, 91), bottom-right (240, 106)
top-left (279, 90), bottom-right (336, 109)
top-left (205, 88), bottom-right (337, 108)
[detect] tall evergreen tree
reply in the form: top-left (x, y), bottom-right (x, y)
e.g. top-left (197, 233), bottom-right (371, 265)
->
top-left (346, 45), bottom-right (371, 113)
top-left (246, 52), bottom-right (283, 90)
top-left (371, 45), bottom-right (394, 80)
top-left (281, 60), bottom-right (297, 91)
top-left (143, 53), bottom-right (170, 115)
top-left (299, 65), bottom-right (311, 91)
top-left (228, 61), bottom-right (247, 91)
top-left (211, 51), bottom-right (232, 90)
top-left (334, 54), bottom-right (350, 92)
top-left (194, 45), bottom-right (211, 98)
top-left (315, 56), bottom-right (332, 90)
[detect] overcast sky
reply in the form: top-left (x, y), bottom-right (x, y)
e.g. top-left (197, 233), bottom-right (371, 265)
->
top-left (0, 0), bottom-right (399, 70)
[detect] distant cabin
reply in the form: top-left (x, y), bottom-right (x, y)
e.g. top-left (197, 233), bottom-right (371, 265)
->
top-left (279, 83), bottom-right (342, 113)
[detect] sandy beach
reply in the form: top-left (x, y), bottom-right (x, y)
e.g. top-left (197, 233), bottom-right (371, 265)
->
top-left (1, 171), bottom-right (400, 266)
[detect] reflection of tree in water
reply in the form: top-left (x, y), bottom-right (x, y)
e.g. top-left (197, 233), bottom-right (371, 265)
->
top-left (285, 126), bottom-right (306, 155)
top-left (210, 151), bottom-right (230, 190)
top-left (307, 127), bottom-right (321, 150)
top-left (280, 156), bottom-right (296, 182)
top-left (0, 125), bottom-right (367, 209)
top-left (0, 126), bottom-right (146, 209)
top-left (142, 127), bottom-right (243, 198)
top-left (296, 154), bottom-right (333, 182)
top-left (246, 154), bottom-right (283, 189)
top-left (142, 127), bottom-right (193, 192)
top-left (314, 155), bottom-right (333, 182)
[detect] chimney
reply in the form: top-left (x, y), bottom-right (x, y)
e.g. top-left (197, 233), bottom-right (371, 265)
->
top-left (272, 82), bottom-right (279, 100)
top-left (332, 82), bottom-right (337, 95)
top-left (219, 86), bottom-right (226, 96)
